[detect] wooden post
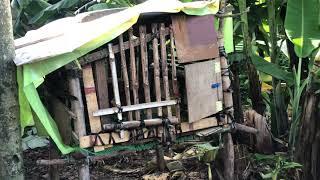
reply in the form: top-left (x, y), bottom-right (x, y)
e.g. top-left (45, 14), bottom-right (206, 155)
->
top-left (152, 24), bottom-right (163, 117)
top-left (169, 27), bottom-right (181, 120)
top-left (139, 25), bottom-right (152, 119)
top-left (68, 74), bottom-right (90, 180)
top-left (119, 34), bottom-right (133, 121)
top-left (160, 23), bottom-right (172, 117)
top-left (129, 28), bottom-right (141, 120)
top-left (217, 0), bottom-right (234, 179)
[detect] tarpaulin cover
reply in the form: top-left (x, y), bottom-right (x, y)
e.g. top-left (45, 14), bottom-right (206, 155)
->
top-left (15, 0), bottom-right (233, 154)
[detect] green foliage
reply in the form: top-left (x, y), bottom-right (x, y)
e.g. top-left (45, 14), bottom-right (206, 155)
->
top-left (285, 0), bottom-right (320, 57)
top-left (252, 153), bottom-right (302, 180)
top-left (251, 53), bottom-right (294, 85)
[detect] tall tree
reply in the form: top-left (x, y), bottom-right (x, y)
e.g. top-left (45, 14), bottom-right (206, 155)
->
top-left (0, 0), bottom-right (24, 179)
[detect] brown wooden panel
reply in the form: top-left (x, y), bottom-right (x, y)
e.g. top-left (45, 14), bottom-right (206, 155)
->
top-left (185, 60), bottom-right (222, 123)
top-left (83, 64), bottom-right (101, 133)
top-left (181, 117), bottom-right (218, 133)
top-left (171, 14), bottom-right (219, 63)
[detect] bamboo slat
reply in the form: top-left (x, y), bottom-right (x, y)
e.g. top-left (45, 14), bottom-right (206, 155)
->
top-left (139, 25), bottom-right (152, 119)
top-left (152, 24), bottom-right (163, 117)
top-left (160, 23), bottom-right (172, 117)
top-left (119, 34), bottom-right (133, 121)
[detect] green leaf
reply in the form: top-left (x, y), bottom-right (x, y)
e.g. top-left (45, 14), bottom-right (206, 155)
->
top-left (251, 53), bottom-right (294, 84)
top-left (29, 0), bottom-right (79, 25)
top-left (88, 3), bottom-right (111, 11)
top-left (284, 0), bottom-right (320, 57)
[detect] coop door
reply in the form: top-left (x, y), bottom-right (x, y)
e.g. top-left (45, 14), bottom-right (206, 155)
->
top-left (185, 60), bottom-right (223, 123)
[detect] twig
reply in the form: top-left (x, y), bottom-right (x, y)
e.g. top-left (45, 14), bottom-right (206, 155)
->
top-left (215, 7), bottom-right (250, 18)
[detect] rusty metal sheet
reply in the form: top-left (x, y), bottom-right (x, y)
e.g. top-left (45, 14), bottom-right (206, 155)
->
top-left (171, 14), bottom-right (219, 63)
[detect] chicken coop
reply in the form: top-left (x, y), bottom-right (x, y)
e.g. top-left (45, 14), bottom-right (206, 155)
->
top-left (15, 0), bottom-right (235, 176)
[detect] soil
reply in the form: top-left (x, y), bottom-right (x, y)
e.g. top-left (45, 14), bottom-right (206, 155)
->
top-left (23, 147), bottom-right (209, 180)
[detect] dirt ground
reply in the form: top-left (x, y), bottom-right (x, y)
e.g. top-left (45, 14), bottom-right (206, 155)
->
top-left (23, 147), bottom-right (210, 180)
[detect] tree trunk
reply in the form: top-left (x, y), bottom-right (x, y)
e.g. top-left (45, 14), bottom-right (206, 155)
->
top-left (295, 90), bottom-right (320, 180)
top-left (0, 0), bottom-right (24, 179)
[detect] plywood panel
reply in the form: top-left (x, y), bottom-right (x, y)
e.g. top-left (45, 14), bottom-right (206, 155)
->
top-left (171, 14), bottom-right (219, 63)
top-left (185, 60), bottom-right (222, 123)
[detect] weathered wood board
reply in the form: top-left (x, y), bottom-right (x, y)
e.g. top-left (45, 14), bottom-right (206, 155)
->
top-left (171, 14), bottom-right (219, 63)
top-left (185, 60), bottom-right (222, 123)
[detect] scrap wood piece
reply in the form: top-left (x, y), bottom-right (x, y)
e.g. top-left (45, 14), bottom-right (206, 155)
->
top-left (244, 109), bottom-right (273, 154)
top-left (82, 64), bottom-right (101, 133)
top-left (103, 165), bottom-right (144, 174)
top-left (180, 117), bottom-right (218, 133)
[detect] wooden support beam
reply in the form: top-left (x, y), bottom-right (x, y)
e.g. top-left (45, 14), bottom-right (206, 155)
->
top-left (82, 64), bottom-right (101, 133)
top-left (119, 34), bottom-right (133, 121)
top-left (129, 28), bottom-right (140, 120)
top-left (152, 24), bottom-right (163, 117)
top-left (160, 23), bottom-right (172, 117)
top-left (93, 100), bottom-right (177, 117)
top-left (139, 25), bottom-right (152, 119)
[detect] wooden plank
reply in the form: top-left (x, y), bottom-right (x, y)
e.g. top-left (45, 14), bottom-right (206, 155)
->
top-left (78, 28), bottom-right (170, 65)
top-left (160, 23), bottom-right (172, 117)
top-left (180, 117), bottom-right (218, 133)
top-left (184, 60), bottom-right (222, 122)
top-left (171, 14), bottom-right (219, 63)
top-left (139, 25), bottom-right (152, 119)
top-left (129, 28), bottom-right (140, 120)
top-left (94, 60), bottom-right (110, 123)
top-left (79, 131), bottom-right (131, 148)
top-left (82, 64), bottom-right (101, 133)
top-left (119, 34), bottom-right (133, 121)
top-left (170, 26), bottom-right (181, 121)
top-left (152, 24), bottom-right (163, 117)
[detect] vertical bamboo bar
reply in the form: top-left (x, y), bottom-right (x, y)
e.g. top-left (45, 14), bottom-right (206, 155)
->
top-left (108, 43), bottom-right (122, 121)
top-left (160, 23), bottom-right (172, 117)
top-left (169, 27), bottom-right (180, 120)
top-left (152, 24), bottom-right (162, 117)
top-left (119, 34), bottom-right (133, 121)
top-left (139, 25), bottom-right (152, 119)
top-left (218, 0), bottom-right (234, 179)
top-left (128, 28), bottom-right (140, 120)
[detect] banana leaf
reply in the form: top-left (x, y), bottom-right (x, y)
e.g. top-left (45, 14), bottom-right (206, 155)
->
top-left (284, 0), bottom-right (320, 58)
top-left (251, 53), bottom-right (294, 85)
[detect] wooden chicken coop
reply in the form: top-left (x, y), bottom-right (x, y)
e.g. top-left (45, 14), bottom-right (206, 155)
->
top-left (59, 11), bottom-right (232, 152)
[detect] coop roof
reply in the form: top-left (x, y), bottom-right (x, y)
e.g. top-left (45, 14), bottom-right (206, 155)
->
top-left (14, 0), bottom-right (220, 66)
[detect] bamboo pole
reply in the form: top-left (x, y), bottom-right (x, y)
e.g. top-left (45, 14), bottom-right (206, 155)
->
top-left (119, 34), bottom-right (133, 121)
top-left (169, 26), bottom-right (180, 121)
top-left (103, 117), bottom-right (179, 131)
top-left (160, 23), bottom-right (172, 117)
top-left (217, 0), bottom-right (234, 179)
top-left (152, 24), bottom-right (163, 117)
top-left (108, 43), bottom-right (122, 121)
top-left (139, 25), bottom-right (152, 119)
top-left (68, 75), bottom-right (90, 180)
top-left (94, 100), bottom-right (177, 117)
top-left (129, 28), bottom-right (141, 120)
